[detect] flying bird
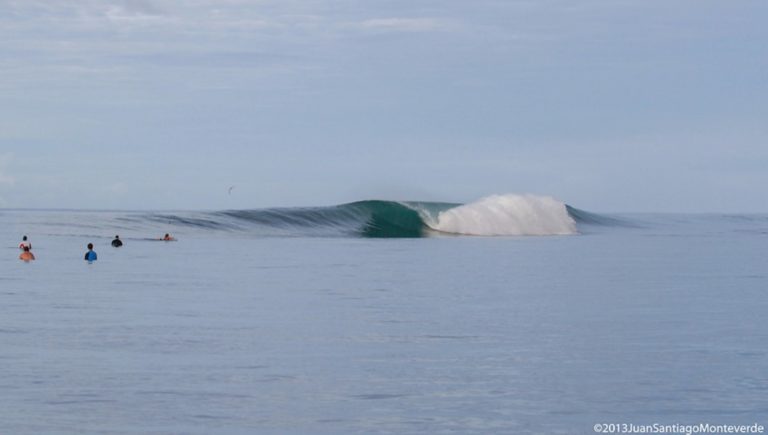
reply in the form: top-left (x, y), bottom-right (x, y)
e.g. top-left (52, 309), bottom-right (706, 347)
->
top-left (228, 185), bottom-right (235, 195)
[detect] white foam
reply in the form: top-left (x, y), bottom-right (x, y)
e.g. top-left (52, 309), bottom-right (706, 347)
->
top-left (427, 194), bottom-right (577, 236)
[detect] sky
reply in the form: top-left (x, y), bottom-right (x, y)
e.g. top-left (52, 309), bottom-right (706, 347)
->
top-left (0, 0), bottom-right (766, 212)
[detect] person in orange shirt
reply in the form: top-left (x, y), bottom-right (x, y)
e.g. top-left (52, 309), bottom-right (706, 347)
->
top-left (19, 246), bottom-right (35, 262)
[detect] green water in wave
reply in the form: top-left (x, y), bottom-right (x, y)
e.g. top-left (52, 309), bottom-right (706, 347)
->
top-left (346, 200), bottom-right (458, 238)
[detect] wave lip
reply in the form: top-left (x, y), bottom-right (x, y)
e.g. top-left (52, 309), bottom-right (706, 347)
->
top-left (426, 194), bottom-right (577, 236)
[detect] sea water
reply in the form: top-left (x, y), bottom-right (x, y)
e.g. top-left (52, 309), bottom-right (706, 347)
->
top-left (1, 201), bottom-right (767, 434)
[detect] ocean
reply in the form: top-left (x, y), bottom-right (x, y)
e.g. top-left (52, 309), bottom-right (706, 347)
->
top-left (2, 194), bottom-right (767, 434)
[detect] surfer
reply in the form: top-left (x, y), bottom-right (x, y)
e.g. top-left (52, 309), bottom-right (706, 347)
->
top-left (19, 246), bottom-right (35, 262)
top-left (19, 235), bottom-right (31, 250)
top-left (162, 233), bottom-right (176, 241)
top-left (111, 235), bottom-right (123, 247)
top-left (84, 243), bottom-right (98, 262)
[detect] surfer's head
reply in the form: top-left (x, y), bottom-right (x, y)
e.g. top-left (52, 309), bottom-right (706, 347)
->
top-left (87, 243), bottom-right (93, 250)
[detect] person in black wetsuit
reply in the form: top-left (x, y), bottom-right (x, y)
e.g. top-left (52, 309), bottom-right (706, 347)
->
top-left (111, 235), bottom-right (123, 247)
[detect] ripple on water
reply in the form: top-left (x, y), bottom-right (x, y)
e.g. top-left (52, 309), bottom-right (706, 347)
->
top-left (351, 393), bottom-right (409, 400)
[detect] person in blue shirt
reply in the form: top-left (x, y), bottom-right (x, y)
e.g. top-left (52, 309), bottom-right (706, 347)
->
top-left (84, 243), bottom-right (97, 262)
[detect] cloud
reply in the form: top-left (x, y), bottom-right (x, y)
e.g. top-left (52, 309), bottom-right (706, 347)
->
top-left (102, 5), bottom-right (166, 24)
top-left (356, 17), bottom-right (453, 33)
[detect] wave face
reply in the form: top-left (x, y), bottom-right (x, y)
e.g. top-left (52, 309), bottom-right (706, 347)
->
top-left (216, 200), bottom-right (447, 238)
top-left (204, 194), bottom-right (578, 238)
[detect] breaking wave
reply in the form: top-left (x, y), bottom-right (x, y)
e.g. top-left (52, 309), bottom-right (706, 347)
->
top-left (427, 194), bottom-right (576, 236)
top-left (152, 194), bottom-right (589, 238)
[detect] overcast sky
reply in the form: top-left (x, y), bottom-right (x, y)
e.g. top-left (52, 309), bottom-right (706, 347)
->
top-left (1, 0), bottom-right (766, 212)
